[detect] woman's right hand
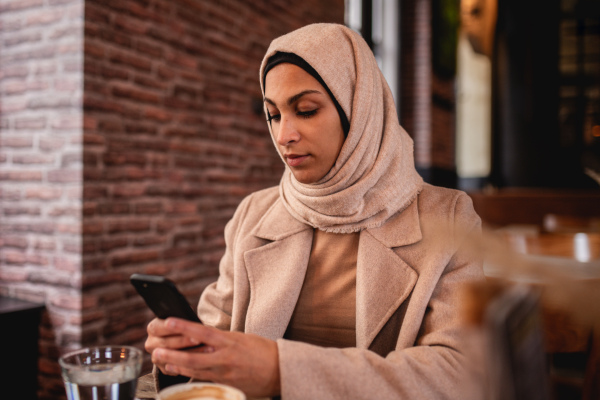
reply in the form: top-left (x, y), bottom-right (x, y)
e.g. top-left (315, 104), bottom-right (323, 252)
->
top-left (145, 318), bottom-right (205, 375)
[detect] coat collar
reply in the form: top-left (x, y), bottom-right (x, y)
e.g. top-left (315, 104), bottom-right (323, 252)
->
top-left (251, 199), bottom-right (311, 241)
top-left (245, 197), bottom-right (421, 349)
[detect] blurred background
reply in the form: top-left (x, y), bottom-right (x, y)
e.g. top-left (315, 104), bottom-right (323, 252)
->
top-left (0, 0), bottom-right (598, 399)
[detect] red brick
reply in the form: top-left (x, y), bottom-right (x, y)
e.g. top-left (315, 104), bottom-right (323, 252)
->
top-left (83, 132), bottom-right (105, 145)
top-left (56, 223), bottom-right (80, 234)
top-left (48, 169), bottom-right (81, 183)
top-left (114, 14), bottom-right (149, 35)
top-left (50, 293), bottom-right (82, 310)
top-left (124, 122), bottom-right (158, 135)
top-left (3, 205), bottom-right (41, 216)
top-left (49, 25), bottom-right (82, 40)
top-left (107, 219), bottom-right (151, 233)
top-left (112, 84), bottom-right (160, 104)
top-left (99, 237), bottom-right (128, 251)
top-left (111, 249), bottom-right (160, 266)
top-left (0, 0), bottom-right (44, 12)
top-left (35, 239), bottom-right (57, 251)
top-left (39, 136), bottom-right (66, 151)
top-left (54, 256), bottom-right (80, 271)
top-left (83, 96), bottom-right (125, 113)
top-left (97, 202), bottom-right (130, 214)
top-left (103, 151), bottom-right (146, 166)
top-left (0, 170), bottom-right (43, 181)
top-left (3, 31), bottom-right (42, 47)
top-left (61, 152), bottom-right (83, 167)
top-left (2, 250), bottom-right (27, 265)
top-left (164, 201), bottom-right (198, 215)
top-left (35, 62), bottom-right (57, 75)
top-left (26, 8), bottom-right (63, 25)
top-left (134, 202), bottom-right (162, 214)
top-left (1, 136), bottom-right (33, 148)
top-left (82, 221), bottom-right (103, 235)
top-left (2, 236), bottom-right (29, 248)
top-left (15, 116), bottom-right (47, 129)
top-left (1, 99), bottom-right (28, 114)
top-left (83, 186), bottom-right (108, 199)
top-left (143, 106), bottom-right (172, 122)
top-left (133, 40), bottom-right (164, 59)
top-left (85, 3), bottom-right (110, 23)
top-left (0, 267), bottom-right (29, 282)
top-left (0, 17), bottom-right (22, 31)
top-left (25, 186), bottom-right (62, 200)
top-left (133, 235), bottom-right (166, 247)
top-left (108, 49), bottom-right (152, 72)
top-left (63, 240), bottom-right (81, 253)
top-left (12, 153), bottom-right (55, 164)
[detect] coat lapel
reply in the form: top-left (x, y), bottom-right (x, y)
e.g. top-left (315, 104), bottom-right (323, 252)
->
top-left (243, 199), bottom-right (313, 340)
top-left (243, 196), bottom-right (423, 348)
top-left (356, 200), bottom-right (422, 349)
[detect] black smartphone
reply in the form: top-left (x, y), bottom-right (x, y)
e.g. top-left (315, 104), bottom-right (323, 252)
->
top-left (130, 273), bottom-right (202, 323)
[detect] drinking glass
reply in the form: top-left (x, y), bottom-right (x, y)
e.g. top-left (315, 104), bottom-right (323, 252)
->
top-left (59, 345), bottom-right (143, 400)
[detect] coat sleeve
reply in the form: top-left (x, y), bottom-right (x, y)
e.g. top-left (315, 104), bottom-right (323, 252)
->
top-left (153, 193), bottom-right (256, 392)
top-left (277, 193), bottom-right (485, 400)
top-left (196, 191), bottom-right (255, 330)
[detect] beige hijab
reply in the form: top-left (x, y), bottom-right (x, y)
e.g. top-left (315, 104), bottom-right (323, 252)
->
top-left (260, 23), bottom-right (423, 233)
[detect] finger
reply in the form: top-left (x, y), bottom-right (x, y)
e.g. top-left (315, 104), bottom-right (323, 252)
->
top-left (151, 352), bottom-right (178, 377)
top-left (147, 318), bottom-right (179, 337)
top-left (154, 347), bottom-right (219, 373)
top-left (164, 362), bottom-right (219, 383)
top-left (165, 318), bottom-right (231, 348)
top-left (146, 334), bottom-right (198, 353)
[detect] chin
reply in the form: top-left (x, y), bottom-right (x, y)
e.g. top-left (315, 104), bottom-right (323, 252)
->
top-left (292, 172), bottom-right (318, 185)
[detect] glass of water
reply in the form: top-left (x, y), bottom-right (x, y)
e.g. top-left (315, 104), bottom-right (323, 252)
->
top-left (59, 345), bottom-right (143, 400)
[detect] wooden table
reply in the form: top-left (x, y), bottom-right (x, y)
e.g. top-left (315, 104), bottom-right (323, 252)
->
top-left (482, 250), bottom-right (600, 400)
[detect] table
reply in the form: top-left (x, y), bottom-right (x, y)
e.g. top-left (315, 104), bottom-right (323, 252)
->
top-left (0, 296), bottom-right (45, 400)
top-left (482, 250), bottom-right (600, 400)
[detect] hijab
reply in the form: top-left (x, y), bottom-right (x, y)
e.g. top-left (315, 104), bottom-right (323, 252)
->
top-left (259, 23), bottom-right (423, 233)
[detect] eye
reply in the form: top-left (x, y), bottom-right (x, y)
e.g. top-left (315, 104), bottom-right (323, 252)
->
top-left (267, 113), bottom-right (281, 123)
top-left (298, 109), bottom-right (317, 119)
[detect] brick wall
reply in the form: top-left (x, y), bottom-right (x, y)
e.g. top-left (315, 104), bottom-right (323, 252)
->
top-left (2, 1), bottom-right (343, 399)
top-left (400, 0), bottom-right (432, 167)
top-left (400, 0), bottom-right (457, 176)
top-left (0, 0), bottom-right (84, 397)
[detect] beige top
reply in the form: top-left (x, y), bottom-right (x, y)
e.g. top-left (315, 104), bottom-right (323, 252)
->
top-left (284, 229), bottom-right (359, 348)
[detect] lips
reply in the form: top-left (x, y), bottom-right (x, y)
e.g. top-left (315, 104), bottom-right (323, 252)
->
top-left (284, 154), bottom-right (309, 167)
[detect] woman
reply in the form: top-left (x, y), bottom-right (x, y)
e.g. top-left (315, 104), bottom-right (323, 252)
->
top-left (146, 23), bottom-right (484, 399)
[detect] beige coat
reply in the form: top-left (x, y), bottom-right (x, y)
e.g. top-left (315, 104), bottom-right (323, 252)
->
top-left (196, 183), bottom-right (484, 399)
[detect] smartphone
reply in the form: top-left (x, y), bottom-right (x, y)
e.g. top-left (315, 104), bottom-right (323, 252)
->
top-left (130, 273), bottom-right (202, 323)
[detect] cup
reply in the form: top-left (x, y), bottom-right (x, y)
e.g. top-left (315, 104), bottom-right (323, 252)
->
top-left (157, 382), bottom-right (246, 400)
top-left (59, 345), bottom-right (143, 400)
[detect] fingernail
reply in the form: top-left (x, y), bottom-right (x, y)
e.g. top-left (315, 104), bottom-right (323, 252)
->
top-left (165, 364), bottom-right (177, 374)
top-left (154, 349), bottom-right (164, 359)
top-left (189, 337), bottom-right (200, 345)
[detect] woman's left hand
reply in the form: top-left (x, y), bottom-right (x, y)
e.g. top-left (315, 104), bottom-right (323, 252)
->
top-left (152, 318), bottom-right (281, 398)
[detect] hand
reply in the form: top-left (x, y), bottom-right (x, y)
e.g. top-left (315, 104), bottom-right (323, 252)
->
top-left (145, 318), bottom-right (207, 375)
top-left (152, 318), bottom-right (281, 398)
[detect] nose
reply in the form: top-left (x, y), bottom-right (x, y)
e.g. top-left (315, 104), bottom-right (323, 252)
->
top-left (275, 115), bottom-right (300, 146)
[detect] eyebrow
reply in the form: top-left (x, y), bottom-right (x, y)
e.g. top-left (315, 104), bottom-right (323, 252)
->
top-left (263, 89), bottom-right (323, 107)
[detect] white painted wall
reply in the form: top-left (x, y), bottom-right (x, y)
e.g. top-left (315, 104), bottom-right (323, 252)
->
top-left (456, 32), bottom-right (492, 178)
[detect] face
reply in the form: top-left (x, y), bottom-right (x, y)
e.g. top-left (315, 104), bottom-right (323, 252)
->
top-left (264, 63), bottom-right (345, 184)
